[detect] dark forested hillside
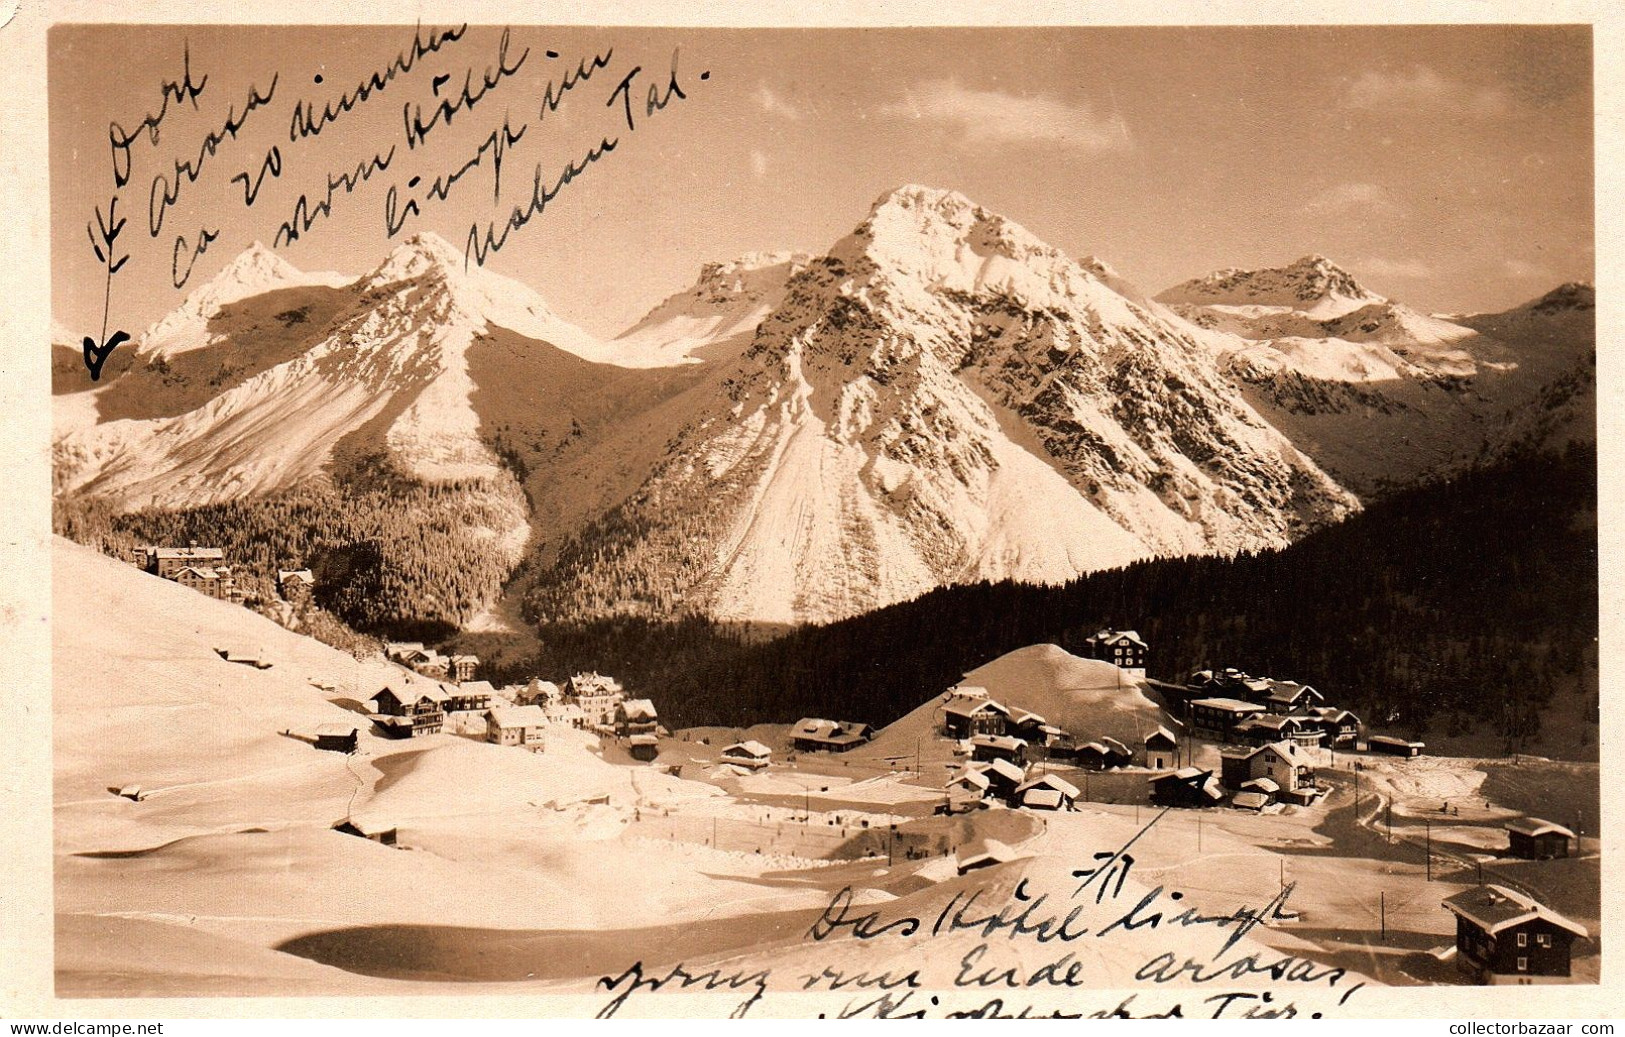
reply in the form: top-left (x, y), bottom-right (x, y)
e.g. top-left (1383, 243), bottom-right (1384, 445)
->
top-left (497, 444), bottom-right (1597, 745)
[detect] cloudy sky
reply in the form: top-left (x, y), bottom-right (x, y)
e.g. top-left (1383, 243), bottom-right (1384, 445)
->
top-left (51, 24), bottom-right (1592, 341)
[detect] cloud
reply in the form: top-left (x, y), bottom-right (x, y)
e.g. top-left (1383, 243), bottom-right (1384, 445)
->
top-left (755, 83), bottom-right (803, 121)
top-left (1344, 66), bottom-right (1511, 118)
top-left (1359, 257), bottom-right (1435, 280)
top-left (1304, 182), bottom-right (1406, 219)
top-left (749, 148), bottom-right (770, 180)
top-left (879, 78), bottom-right (1131, 151)
top-left (1503, 257), bottom-right (1554, 279)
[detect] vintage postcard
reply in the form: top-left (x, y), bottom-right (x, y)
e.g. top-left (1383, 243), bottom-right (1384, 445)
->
top-left (2, 0), bottom-right (1616, 1021)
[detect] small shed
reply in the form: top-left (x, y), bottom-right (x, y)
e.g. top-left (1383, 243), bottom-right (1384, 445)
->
top-left (628, 733), bottom-right (660, 761)
top-left (1230, 791), bottom-right (1271, 812)
top-left (215, 646), bottom-right (271, 669)
top-left (1015, 773), bottom-right (1080, 811)
top-left (1144, 725), bottom-right (1179, 770)
top-left (1505, 818), bottom-right (1576, 860)
top-left (333, 817), bottom-right (397, 845)
top-left (1368, 735), bottom-right (1425, 757)
top-left (955, 838), bottom-right (1016, 876)
top-left (314, 724), bottom-right (359, 754)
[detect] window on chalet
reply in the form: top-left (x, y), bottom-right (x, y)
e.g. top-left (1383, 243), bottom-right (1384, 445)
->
top-left (1538, 934), bottom-right (1552, 948)
top-left (1517, 933), bottom-right (1528, 948)
top-left (1517, 957), bottom-right (1528, 971)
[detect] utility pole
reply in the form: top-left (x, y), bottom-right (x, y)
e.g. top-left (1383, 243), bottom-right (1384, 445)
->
top-left (1426, 818), bottom-right (1432, 881)
top-left (1197, 815), bottom-right (1202, 853)
top-left (1279, 855), bottom-right (1285, 892)
top-left (1380, 891), bottom-right (1386, 942)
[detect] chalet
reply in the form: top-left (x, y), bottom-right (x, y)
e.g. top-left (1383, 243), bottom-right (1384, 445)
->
top-left (938, 688), bottom-right (1011, 739)
top-left (333, 817), bottom-right (397, 845)
top-left (945, 767), bottom-right (993, 800)
top-left (720, 740), bottom-right (773, 770)
top-left (1442, 885), bottom-right (1588, 984)
top-left (1256, 680), bottom-right (1325, 715)
top-left (617, 699), bottom-right (661, 738)
top-left (313, 725), bottom-right (358, 754)
top-left (449, 654), bottom-right (480, 682)
top-left (1144, 726), bottom-right (1179, 770)
top-left (1505, 819), bottom-right (1576, 860)
top-left (485, 705), bottom-right (547, 751)
top-left (173, 565), bottom-right (228, 600)
top-left (1148, 767), bottom-right (1224, 808)
top-left (567, 671), bottom-right (626, 729)
top-left (1082, 629), bottom-right (1147, 674)
top-left (1232, 713), bottom-right (1322, 749)
top-left (1188, 697), bottom-right (1266, 741)
top-left (444, 680), bottom-right (495, 712)
top-left (1368, 735), bottom-right (1425, 757)
top-left (1220, 740), bottom-right (1319, 805)
top-left (216, 646), bottom-right (272, 669)
top-left (277, 569), bottom-right (314, 600)
top-left (521, 678), bottom-right (563, 706)
top-left (146, 544), bottom-right (225, 578)
top-left (1005, 711), bottom-right (1073, 758)
top-left (1306, 707), bottom-right (1361, 747)
top-left (1193, 668), bottom-right (1273, 703)
top-left (790, 717), bottom-right (873, 752)
top-left (973, 758), bottom-right (1027, 801)
top-left (628, 733), bottom-right (660, 761)
top-left (1100, 737), bottom-right (1132, 767)
top-left (956, 839), bottom-right (1016, 876)
top-left (970, 733), bottom-right (1028, 766)
top-left (372, 684), bottom-right (447, 737)
top-left (1015, 774), bottom-right (1080, 811)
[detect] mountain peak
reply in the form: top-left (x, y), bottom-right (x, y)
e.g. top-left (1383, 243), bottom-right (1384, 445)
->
top-left (1156, 254), bottom-right (1384, 318)
top-left (364, 232), bottom-right (469, 288)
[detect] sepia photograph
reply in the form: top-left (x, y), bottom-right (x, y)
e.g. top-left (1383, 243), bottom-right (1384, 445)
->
top-left (27, 10), bottom-right (1605, 1019)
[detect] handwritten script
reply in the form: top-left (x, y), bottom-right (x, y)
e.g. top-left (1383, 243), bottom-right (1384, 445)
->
top-left (72, 24), bottom-right (707, 378)
top-left (593, 811), bottom-right (1368, 1019)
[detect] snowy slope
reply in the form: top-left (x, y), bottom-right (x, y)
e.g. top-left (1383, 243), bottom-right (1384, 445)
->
top-left (526, 186), bottom-right (1357, 625)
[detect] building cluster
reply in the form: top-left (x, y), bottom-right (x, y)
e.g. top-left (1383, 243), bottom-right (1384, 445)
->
top-left (133, 544), bottom-right (244, 603)
top-left (789, 718), bottom-right (875, 753)
top-left (944, 755), bottom-right (1082, 813)
top-left (935, 685), bottom-right (1168, 772)
top-left (384, 642), bottom-right (480, 683)
top-left (1173, 668), bottom-right (1368, 751)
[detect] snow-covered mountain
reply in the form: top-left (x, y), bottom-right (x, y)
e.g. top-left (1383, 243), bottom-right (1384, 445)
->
top-left (53, 190), bottom-right (1593, 630)
top-left (1158, 258), bottom-right (1593, 495)
top-left (522, 186), bottom-right (1357, 624)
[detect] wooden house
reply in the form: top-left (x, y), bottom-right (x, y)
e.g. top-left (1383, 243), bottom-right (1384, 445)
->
top-left (372, 684), bottom-right (447, 737)
top-left (1081, 629), bottom-right (1147, 673)
top-left (945, 767), bottom-right (993, 800)
top-left (1188, 697), bottom-right (1266, 741)
top-left (790, 717), bottom-right (873, 752)
top-left (1219, 741), bottom-right (1319, 804)
top-left (1442, 885), bottom-right (1588, 984)
top-left (1015, 774), bottom-right (1080, 811)
top-left (313, 724), bottom-right (358, 754)
top-left (521, 678), bottom-right (563, 706)
top-left (720, 740), bottom-right (773, 770)
top-left (973, 758), bottom-right (1027, 802)
top-left (1148, 767), bottom-right (1224, 808)
top-left (938, 689), bottom-right (1011, 739)
top-left (485, 705), bottom-right (547, 751)
top-left (1505, 819), bottom-right (1576, 860)
top-left (1232, 713), bottom-right (1322, 749)
top-left (1256, 680), bottom-right (1325, 715)
top-left (543, 701), bottom-right (587, 729)
top-left (617, 699), bottom-right (661, 737)
top-left (449, 654), bottom-right (480, 682)
top-left (1306, 707), bottom-right (1361, 747)
top-left (1368, 735), bottom-right (1425, 757)
top-left (1144, 725), bottom-right (1179, 770)
top-left (628, 733), bottom-right (660, 761)
top-left (277, 569), bottom-right (314, 600)
top-left (333, 817), bottom-right (397, 845)
top-left (970, 733), bottom-right (1028, 766)
top-left (444, 680), bottom-right (495, 712)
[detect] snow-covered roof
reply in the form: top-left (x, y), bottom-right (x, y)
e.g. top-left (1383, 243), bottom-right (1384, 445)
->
top-left (1016, 774), bottom-right (1080, 799)
top-left (1241, 777), bottom-right (1280, 794)
top-left (1443, 885), bottom-right (1587, 939)
top-left (450, 654), bottom-right (480, 665)
top-left (1231, 792), bottom-right (1271, 810)
top-left (947, 769), bottom-right (991, 791)
top-left (1088, 629), bottom-right (1146, 648)
top-left (486, 705), bottom-right (548, 728)
top-left (278, 568), bottom-right (314, 584)
top-left (1023, 789), bottom-right (1065, 809)
top-left (972, 758), bottom-right (1026, 783)
top-left (1100, 736), bottom-right (1131, 756)
top-left (1505, 818), bottom-right (1576, 840)
top-left (629, 733), bottom-right (659, 746)
top-left (970, 734), bottom-right (1027, 750)
top-left (723, 740), bottom-right (772, 759)
top-left (1189, 697), bottom-right (1263, 713)
top-left (956, 839), bottom-right (1016, 871)
top-left (620, 698), bottom-right (659, 720)
top-left (943, 694), bottom-right (1009, 718)
top-left (314, 724), bottom-right (358, 738)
